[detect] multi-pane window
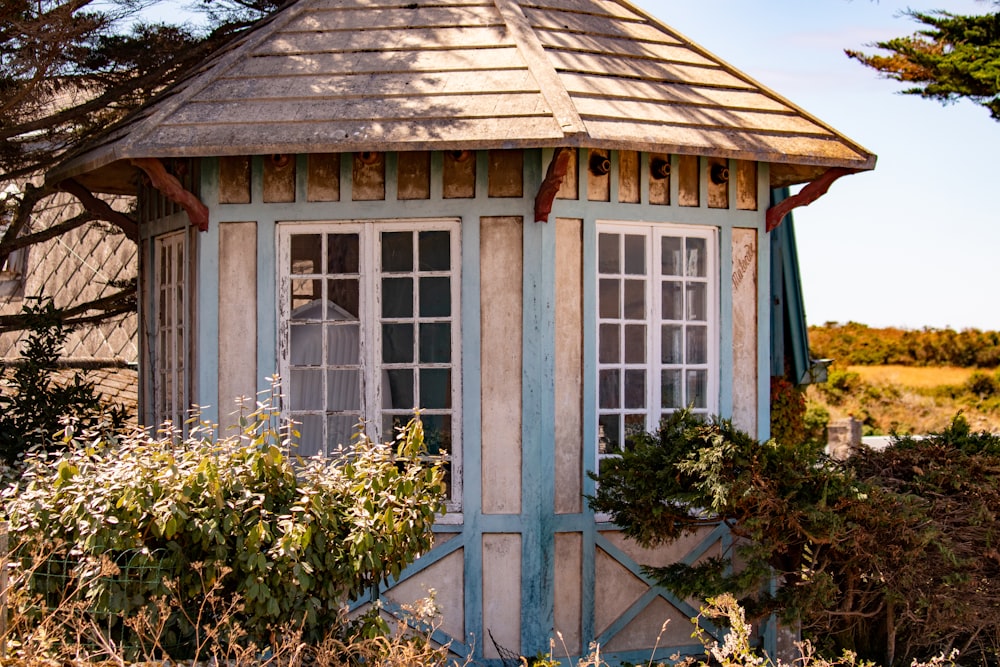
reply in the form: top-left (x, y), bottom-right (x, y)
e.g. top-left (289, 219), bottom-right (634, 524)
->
top-left (597, 223), bottom-right (717, 462)
top-left (278, 220), bottom-right (461, 502)
top-left (153, 230), bottom-right (188, 427)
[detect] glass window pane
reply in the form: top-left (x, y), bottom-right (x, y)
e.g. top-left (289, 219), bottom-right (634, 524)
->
top-left (624, 325), bottom-right (645, 363)
top-left (382, 413), bottom-right (407, 443)
top-left (328, 278), bottom-right (359, 319)
top-left (687, 326), bottom-right (708, 364)
top-left (328, 415), bottom-right (358, 452)
top-left (383, 323), bottom-right (414, 363)
top-left (382, 278), bottom-right (413, 318)
top-left (419, 231), bottom-right (450, 271)
top-left (381, 231), bottom-right (413, 272)
top-left (662, 281), bottom-right (682, 320)
top-left (598, 414), bottom-right (621, 454)
top-left (420, 368), bottom-right (451, 409)
top-left (599, 279), bottom-right (620, 319)
top-left (419, 322), bottom-right (451, 363)
top-left (662, 325), bottom-right (682, 364)
top-left (598, 233), bottom-right (619, 274)
top-left (624, 414), bottom-right (646, 450)
top-left (291, 279), bottom-right (322, 316)
top-left (294, 414), bottom-right (324, 457)
top-left (421, 414), bottom-right (452, 456)
top-left (686, 283), bottom-right (707, 321)
top-left (385, 369), bottom-right (414, 409)
top-left (290, 324), bottom-right (322, 366)
top-left (327, 323), bottom-right (359, 365)
top-left (661, 370), bottom-right (683, 408)
top-left (327, 369), bottom-right (361, 411)
top-left (624, 369), bottom-right (645, 409)
top-left (326, 233), bottom-right (359, 273)
top-left (623, 280), bottom-right (645, 319)
top-left (624, 235), bottom-right (645, 275)
top-left (686, 237), bottom-right (707, 277)
top-left (419, 277), bottom-right (450, 317)
top-left (687, 370), bottom-right (708, 409)
top-left (290, 234), bottom-right (321, 274)
top-left (661, 237), bottom-right (682, 276)
top-left (599, 324), bottom-right (619, 363)
top-left (290, 369), bottom-right (323, 411)
top-left (599, 369), bottom-right (620, 409)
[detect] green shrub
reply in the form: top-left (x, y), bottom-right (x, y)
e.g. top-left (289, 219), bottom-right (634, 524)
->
top-left (0, 296), bottom-right (129, 465)
top-left (2, 388), bottom-right (446, 655)
top-left (770, 376), bottom-right (806, 446)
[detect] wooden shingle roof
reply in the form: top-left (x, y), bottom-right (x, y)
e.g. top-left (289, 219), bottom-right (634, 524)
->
top-left (50, 0), bottom-right (875, 190)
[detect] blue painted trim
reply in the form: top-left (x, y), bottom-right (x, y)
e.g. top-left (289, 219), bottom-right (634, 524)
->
top-left (719, 225), bottom-right (734, 419)
top-left (580, 209), bottom-right (598, 651)
top-left (756, 199), bottom-right (771, 442)
top-left (520, 149), bottom-right (556, 657)
top-left (197, 158), bottom-right (221, 425)
top-left (257, 217), bottom-right (277, 390)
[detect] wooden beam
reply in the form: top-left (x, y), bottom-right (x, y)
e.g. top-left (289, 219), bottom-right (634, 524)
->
top-left (131, 158), bottom-right (210, 232)
top-left (765, 167), bottom-right (859, 232)
top-left (534, 147), bottom-right (573, 222)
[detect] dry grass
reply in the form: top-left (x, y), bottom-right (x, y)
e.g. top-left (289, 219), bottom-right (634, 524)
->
top-left (847, 365), bottom-right (981, 389)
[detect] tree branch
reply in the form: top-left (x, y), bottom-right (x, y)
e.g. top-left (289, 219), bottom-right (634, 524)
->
top-left (0, 285), bottom-right (135, 333)
top-left (59, 178), bottom-right (138, 241)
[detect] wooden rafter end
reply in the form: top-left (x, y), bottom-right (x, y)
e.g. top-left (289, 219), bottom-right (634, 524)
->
top-left (765, 167), bottom-right (860, 232)
top-left (131, 158), bottom-right (210, 231)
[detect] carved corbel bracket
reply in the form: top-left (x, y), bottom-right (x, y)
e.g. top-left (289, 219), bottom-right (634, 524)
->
top-left (534, 147), bottom-right (574, 223)
top-left (765, 167), bottom-right (859, 232)
top-left (131, 158), bottom-right (210, 232)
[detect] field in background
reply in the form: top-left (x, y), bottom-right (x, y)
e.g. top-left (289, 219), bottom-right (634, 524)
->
top-left (848, 365), bottom-right (978, 388)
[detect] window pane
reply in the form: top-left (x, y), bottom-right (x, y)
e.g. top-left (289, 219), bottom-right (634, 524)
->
top-left (599, 324), bottom-right (619, 363)
top-left (599, 415), bottom-right (621, 454)
top-left (624, 235), bottom-right (645, 275)
top-left (327, 233), bottom-right (359, 273)
top-left (327, 369), bottom-right (361, 410)
top-left (598, 233), bottom-right (619, 273)
top-left (328, 279), bottom-right (359, 318)
top-left (290, 369), bottom-right (323, 410)
top-left (419, 277), bottom-right (450, 317)
top-left (421, 414), bottom-right (452, 456)
top-left (623, 280), bottom-right (645, 319)
top-left (624, 369), bottom-right (645, 409)
top-left (599, 279), bottom-right (620, 319)
top-left (661, 237), bottom-right (682, 276)
top-left (662, 281), bottom-right (682, 320)
top-left (327, 323), bottom-right (359, 365)
top-left (382, 278), bottom-right (413, 318)
top-left (599, 369), bottom-right (620, 409)
top-left (686, 238), bottom-right (707, 277)
top-left (383, 323), bottom-right (414, 363)
top-left (290, 234), bottom-right (321, 274)
top-left (624, 414), bottom-right (646, 450)
top-left (290, 324), bottom-right (322, 366)
top-left (687, 370), bottom-right (708, 409)
top-left (294, 414), bottom-right (324, 457)
top-left (419, 322), bottom-right (451, 363)
top-left (419, 231), bottom-right (450, 271)
top-left (328, 415), bottom-right (358, 451)
top-left (291, 279), bottom-right (322, 315)
top-left (624, 324), bottom-right (645, 364)
top-left (381, 231), bottom-right (413, 272)
top-left (420, 368), bottom-right (451, 409)
top-left (687, 326), bottom-right (708, 364)
top-left (385, 369), bottom-right (414, 409)
top-left (661, 370), bottom-right (682, 408)
top-left (661, 325), bottom-right (682, 364)
top-left (686, 283), bottom-right (707, 321)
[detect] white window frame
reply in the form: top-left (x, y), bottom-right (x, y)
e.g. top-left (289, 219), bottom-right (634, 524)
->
top-left (152, 229), bottom-right (189, 429)
top-left (595, 221), bottom-right (719, 466)
top-left (277, 218), bottom-right (463, 514)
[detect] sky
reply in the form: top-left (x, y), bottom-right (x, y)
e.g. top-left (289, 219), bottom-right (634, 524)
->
top-left (632, 0), bottom-right (1000, 332)
top-left (142, 0), bottom-right (1000, 331)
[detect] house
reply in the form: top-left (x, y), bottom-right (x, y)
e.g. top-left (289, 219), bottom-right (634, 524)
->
top-left (45, 0), bottom-right (875, 662)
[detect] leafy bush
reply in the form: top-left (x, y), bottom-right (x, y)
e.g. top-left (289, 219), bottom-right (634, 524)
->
top-left (0, 296), bottom-right (128, 465)
top-left (2, 388), bottom-right (446, 655)
top-left (770, 376), bottom-right (806, 446)
top-left (589, 412), bottom-right (1000, 666)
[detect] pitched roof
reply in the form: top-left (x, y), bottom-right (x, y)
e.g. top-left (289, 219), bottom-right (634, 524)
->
top-left (50, 0), bottom-right (875, 191)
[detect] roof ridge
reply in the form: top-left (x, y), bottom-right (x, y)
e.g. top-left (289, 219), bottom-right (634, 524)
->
top-left (492, 0), bottom-right (586, 137)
